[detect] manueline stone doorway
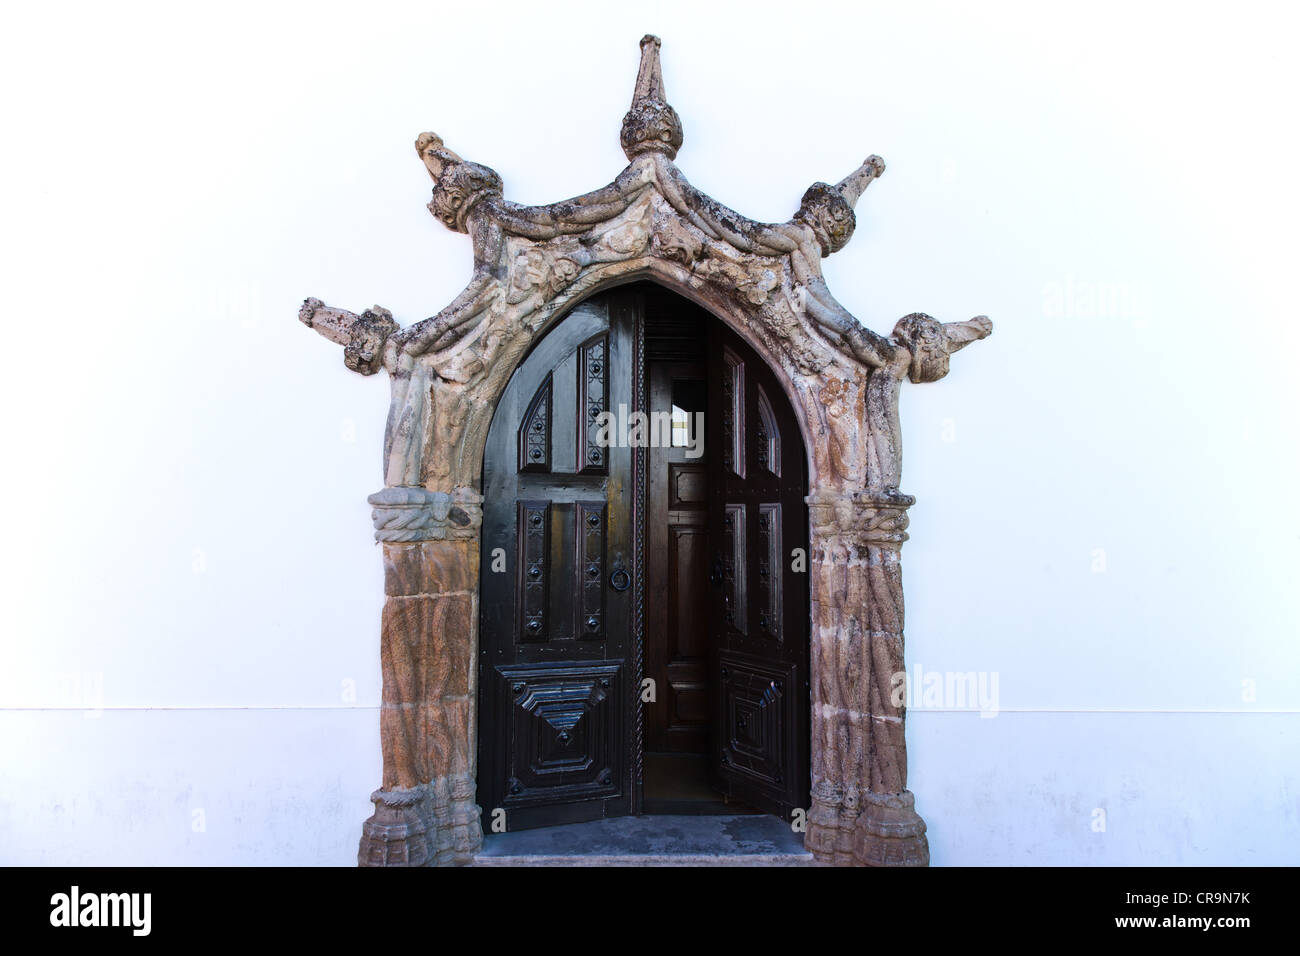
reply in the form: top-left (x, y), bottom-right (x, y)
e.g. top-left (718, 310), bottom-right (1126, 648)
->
top-left (298, 34), bottom-right (992, 866)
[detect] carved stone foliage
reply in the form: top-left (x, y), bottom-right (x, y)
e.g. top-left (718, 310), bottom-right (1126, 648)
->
top-left (299, 34), bottom-right (991, 868)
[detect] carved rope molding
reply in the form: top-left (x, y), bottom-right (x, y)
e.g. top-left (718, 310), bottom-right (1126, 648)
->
top-left (298, 34), bottom-right (992, 868)
top-left (806, 490), bottom-right (915, 552)
top-left (368, 487), bottom-right (483, 543)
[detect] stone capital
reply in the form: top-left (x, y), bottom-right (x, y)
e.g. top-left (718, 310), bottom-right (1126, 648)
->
top-left (806, 489), bottom-right (915, 551)
top-left (369, 486), bottom-right (484, 543)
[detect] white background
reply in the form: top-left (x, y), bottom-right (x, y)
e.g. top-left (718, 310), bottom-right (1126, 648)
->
top-left (2, 0), bottom-right (1297, 865)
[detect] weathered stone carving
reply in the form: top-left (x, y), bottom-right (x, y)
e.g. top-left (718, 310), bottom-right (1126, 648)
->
top-left (299, 34), bottom-right (991, 867)
top-left (369, 487), bottom-right (483, 543)
top-left (804, 490), bottom-right (924, 866)
top-left (620, 35), bottom-right (684, 161)
top-left (299, 297), bottom-right (398, 376)
top-left (358, 776), bottom-right (480, 867)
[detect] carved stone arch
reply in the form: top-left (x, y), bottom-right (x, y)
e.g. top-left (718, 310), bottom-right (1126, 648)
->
top-left (406, 251), bottom-right (863, 497)
top-left (298, 34), bottom-right (992, 867)
top-left (452, 261), bottom-right (838, 490)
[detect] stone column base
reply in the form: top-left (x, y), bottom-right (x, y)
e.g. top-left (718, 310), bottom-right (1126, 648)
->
top-left (852, 790), bottom-right (930, 867)
top-left (806, 782), bottom-right (859, 866)
top-left (357, 775), bottom-right (483, 867)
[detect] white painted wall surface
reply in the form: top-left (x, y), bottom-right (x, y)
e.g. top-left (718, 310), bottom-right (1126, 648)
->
top-left (2, 0), bottom-right (1296, 865)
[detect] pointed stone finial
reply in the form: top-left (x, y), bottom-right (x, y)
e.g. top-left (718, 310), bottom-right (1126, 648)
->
top-left (794, 156), bottom-right (887, 257)
top-left (632, 34), bottom-right (667, 103)
top-left (620, 34), bottom-right (684, 161)
top-left (836, 155), bottom-right (886, 207)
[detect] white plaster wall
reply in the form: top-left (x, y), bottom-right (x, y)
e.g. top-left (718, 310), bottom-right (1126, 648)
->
top-left (2, 0), bottom-right (1296, 865)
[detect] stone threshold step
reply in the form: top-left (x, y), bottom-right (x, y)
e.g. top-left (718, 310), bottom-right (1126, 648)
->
top-left (474, 813), bottom-right (812, 864)
top-left (474, 853), bottom-right (815, 867)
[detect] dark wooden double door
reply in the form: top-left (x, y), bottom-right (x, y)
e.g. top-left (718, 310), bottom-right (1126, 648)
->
top-left (478, 283), bottom-right (808, 831)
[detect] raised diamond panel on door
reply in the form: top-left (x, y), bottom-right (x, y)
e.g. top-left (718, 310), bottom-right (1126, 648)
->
top-left (718, 651), bottom-right (797, 799)
top-left (495, 661), bottom-right (624, 807)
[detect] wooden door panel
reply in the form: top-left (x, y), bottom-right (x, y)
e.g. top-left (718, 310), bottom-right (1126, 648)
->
top-left (717, 651), bottom-right (799, 799)
top-left (518, 377), bottom-right (552, 473)
top-left (753, 384), bottom-right (782, 478)
top-left (668, 524), bottom-right (708, 659)
top-left (720, 502), bottom-right (748, 638)
top-left (669, 462), bottom-right (707, 507)
top-left (573, 501), bottom-right (608, 641)
top-left (492, 660), bottom-right (624, 818)
top-left (576, 334), bottom-right (609, 475)
top-left (756, 502), bottom-right (782, 642)
top-left (516, 500), bottom-right (551, 642)
top-left (478, 295), bottom-right (635, 830)
top-left (707, 321), bottom-right (810, 820)
top-left (669, 683), bottom-right (709, 725)
top-left (719, 346), bottom-right (744, 479)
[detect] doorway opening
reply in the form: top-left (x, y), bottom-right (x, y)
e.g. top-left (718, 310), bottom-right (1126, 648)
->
top-left (476, 280), bottom-right (809, 835)
top-left (642, 287), bottom-right (732, 814)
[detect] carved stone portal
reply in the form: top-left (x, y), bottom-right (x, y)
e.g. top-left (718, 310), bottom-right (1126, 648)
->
top-left (300, 35), bottom-right (991, 867)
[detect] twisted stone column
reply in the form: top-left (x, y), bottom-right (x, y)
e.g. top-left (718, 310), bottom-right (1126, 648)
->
top-left (357, 487), bottom-right (485, 866)
top-left (804, 490), bottom-right (929, 867)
